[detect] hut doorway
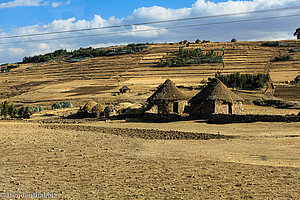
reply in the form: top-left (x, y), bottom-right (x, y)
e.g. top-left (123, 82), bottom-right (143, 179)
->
top-left (173, 102), bottom-right (179, 113)
top-left (228, 102), bottom-right (233, 114)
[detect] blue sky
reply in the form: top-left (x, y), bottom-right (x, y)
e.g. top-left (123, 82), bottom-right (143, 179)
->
top-left (0, 0), bottom-right (300, 64)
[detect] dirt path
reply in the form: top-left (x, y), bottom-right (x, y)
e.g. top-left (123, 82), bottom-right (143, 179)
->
top-left (0, 121), bottom-right (299, 199)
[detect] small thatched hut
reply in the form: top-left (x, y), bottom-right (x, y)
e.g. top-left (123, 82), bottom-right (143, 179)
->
top-left (119, 86), bottom-right (131, 94)
top-left (189, 78), bottom-right (243, 117)
top-left (294, 75), bottom-right (300, 83)
top-left (146, 79), bottom-right (188, 115)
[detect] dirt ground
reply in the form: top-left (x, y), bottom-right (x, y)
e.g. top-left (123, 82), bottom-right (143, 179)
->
top-left (0, 40), bottom-right (299, 199)
top-left (0, 120), bottom-right (299, 199)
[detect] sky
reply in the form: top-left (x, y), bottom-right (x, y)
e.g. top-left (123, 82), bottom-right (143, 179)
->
top-left (0, 0), bottom-right (300, 64)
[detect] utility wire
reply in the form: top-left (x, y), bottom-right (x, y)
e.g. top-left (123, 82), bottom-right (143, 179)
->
top-left (0, 13), bottom-right (299, 45)
top-left (1, 5), bottom-right (300, 40)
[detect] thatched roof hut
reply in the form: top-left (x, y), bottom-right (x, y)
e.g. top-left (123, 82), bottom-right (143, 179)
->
top-left (189, 78), bottom-right (243, 117)
top-left (294, 75), bottom-right (300, 83)
top-left (119, 85), bottom-right (131, 94)
top-left (189, 78), bottom-right (243, 103)
top-left (147, 79), bottom-right (187, 103)
top-left (146, 79), bottom-right (188, 115)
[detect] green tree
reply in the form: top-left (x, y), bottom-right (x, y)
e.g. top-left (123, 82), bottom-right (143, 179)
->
top-left (294, 28), bottom-right (300, 39)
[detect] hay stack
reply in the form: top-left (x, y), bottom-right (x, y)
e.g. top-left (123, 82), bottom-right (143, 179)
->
top-left (92, 103), bottom-right (105, 117)
top-left (83, 101), bottom-right (98, 113)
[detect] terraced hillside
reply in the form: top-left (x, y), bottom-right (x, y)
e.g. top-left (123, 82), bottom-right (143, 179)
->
top-left (0, 40), bottom-right (299, 107)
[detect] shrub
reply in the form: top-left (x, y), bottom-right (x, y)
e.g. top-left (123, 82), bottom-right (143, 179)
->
top-left (278, 43), bottom-right (296, 47)
top-left (289, 48), bottom-right (300, 52)
top-left (272, 55), bottom-right (293, 62)
top-left (262, 41), bottom-right (280, 47)
top-left (262, 41), bottom-right (296, 47)
top-left (215, 72), bottom-right (269, 89)
top-left (195, 39), bottom-right (201, 44)
top-left (51, 102), bottom-right (73, 110)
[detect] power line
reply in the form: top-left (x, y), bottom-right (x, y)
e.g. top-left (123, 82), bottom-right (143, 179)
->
top-left (1, 5), bottom-right (300, 40)
top-left (0, 14), bottom-right (299, 45)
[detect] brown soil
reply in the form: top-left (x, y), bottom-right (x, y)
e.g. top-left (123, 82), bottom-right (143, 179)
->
top-left (0, 121), bottom-right (299, 199)
top-left (40, 124), bottom-right (236, 140)
top-left (274, 85), bottom-right (300, 101)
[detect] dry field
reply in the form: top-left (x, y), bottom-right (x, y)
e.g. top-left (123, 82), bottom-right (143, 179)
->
top-left (0, 40), bottom-right (300, 199)
top-left (0, 120), bottom-right (299, 199)
top-left (0, 40), bottom-right (299, 107)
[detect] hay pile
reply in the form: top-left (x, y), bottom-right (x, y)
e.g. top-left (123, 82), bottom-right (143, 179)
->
top-left (79, 101), bottom-right (105, 118)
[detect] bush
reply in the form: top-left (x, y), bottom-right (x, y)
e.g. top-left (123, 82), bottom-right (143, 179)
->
top-left (262, 41), bottom-right (296, 47)
top-left (0, 102), bottom-right (42, 118)
top-left (262, 41), bottom-right (280, 47)
top-left (0, 101), bottom-right (17, 118)
top-left (272, 55), bottom-right (293, 62)
top-left (215, 72), bottom-right (269, 89)
top-left (52, 102), bottom-right (73, 110)
top-left (1, 64), bottom-right (20, 73)
top-left (289, 48), bottom-right (300, 52)
top-left (278, 43), bottom-right (296, 47)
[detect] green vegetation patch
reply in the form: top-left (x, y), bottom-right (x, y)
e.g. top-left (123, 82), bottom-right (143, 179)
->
top-left (289, 48), bottom-right (300, 52)
top-left (0, 64), bottom-right (20, 73)
top-left (215, 72), bottom-right (270, 89)
top-left (51, 101), bottom-right (73, 109)
top-left (22, 43), bottom-right (148, 64)
top-left (262, 41), bottom-right (296, 47)
top-left (0, 102), bottom-right (43, 118)
top-left (272, 55), bottom-right (293, 62)
top-left (157, 47), bottom-right (223, 67)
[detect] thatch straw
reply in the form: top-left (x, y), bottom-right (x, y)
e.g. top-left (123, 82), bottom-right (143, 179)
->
top-left (189, 78), bottom-right (243, 103)
top-left (83, 101), bottom-right (98, 113)
top-left (147, 79), bottom-right (187, 102)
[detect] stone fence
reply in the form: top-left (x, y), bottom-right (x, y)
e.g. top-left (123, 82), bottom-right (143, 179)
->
top-left (209, 114), bottom-right (300, 124)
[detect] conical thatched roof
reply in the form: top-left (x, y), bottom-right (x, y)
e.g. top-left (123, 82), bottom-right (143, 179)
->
top-left (189, 78), bottom-right (243, 103)
top-left (147, 79), bottom-right (187, 102)
top-left (120, 85), bottom-right (130, 90)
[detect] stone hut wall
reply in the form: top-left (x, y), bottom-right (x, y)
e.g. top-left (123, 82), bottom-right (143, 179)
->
top-left (146, 100), bottom-right (188, 115)
top-left (214, 101), bottom-right (229, 114)
top-left (232, 101), bottom-right (243, 114)
top-left (214, 100), bottom-right (243, 114)
top-left (189, 101), bottom-right (215, 117)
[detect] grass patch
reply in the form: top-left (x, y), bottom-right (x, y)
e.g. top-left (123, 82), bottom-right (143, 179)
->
top-left (272, 55), bottom-right (293, 62)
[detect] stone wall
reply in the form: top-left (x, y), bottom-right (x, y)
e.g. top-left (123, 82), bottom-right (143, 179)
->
top-left (146, 100), bottom-right (188, 115)
top-left (209, 114), bottom-right (300, 124)
top-left (189, 101), bottom-right (215, 117)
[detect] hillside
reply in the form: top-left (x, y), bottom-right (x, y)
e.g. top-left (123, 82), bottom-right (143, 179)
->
top-left (0, 40), bottom-right (300, 107)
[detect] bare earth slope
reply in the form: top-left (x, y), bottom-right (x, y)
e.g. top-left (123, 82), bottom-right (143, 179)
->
top-left (0, 40), bottom-right (299, 107)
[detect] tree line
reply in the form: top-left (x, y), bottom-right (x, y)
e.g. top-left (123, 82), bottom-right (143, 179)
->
top-left (157, 47), bottom-right (223, 67)
top-left (215, 72), bottom-right (270, 89)
top-left (21, 43), bottom-right (148, 64)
